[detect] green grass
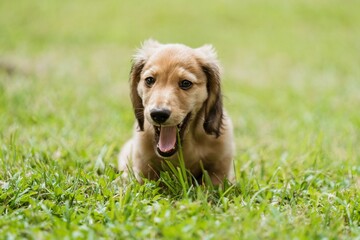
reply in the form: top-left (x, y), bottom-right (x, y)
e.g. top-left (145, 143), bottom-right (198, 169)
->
top-left (1, 0), bottom-right (360, 239)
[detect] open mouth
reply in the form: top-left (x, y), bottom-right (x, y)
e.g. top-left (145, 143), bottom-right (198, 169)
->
top-left (154, 113), bottom-right (191, 158)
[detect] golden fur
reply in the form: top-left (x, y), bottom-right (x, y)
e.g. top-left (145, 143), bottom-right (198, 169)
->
top-left (119, 39), bottom-right (234, 185)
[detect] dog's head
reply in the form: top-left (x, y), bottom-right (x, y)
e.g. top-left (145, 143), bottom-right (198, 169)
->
top-left (130, 39), bottom-right (223, 157)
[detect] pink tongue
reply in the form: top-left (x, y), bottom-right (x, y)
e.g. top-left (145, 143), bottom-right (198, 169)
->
top-left (158, 126), bottom-right (177, 153)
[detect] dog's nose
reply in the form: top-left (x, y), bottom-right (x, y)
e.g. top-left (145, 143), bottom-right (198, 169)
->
top-left (150, 108), bottom-right (171, 124)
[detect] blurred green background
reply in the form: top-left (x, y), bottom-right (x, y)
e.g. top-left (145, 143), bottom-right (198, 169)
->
top-left (1, 1), bottom-right (360, 238)
top-left (1, 0), bottom-right (359, 170)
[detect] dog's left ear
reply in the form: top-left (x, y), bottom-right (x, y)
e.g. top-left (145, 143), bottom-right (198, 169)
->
top-left (196, 45), bottom-right (223, 137)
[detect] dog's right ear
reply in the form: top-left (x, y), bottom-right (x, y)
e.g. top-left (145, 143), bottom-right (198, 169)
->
top-left (130, 39), bottom-right (161, 131)
top-left (130, 60), bottom-right (145, 131)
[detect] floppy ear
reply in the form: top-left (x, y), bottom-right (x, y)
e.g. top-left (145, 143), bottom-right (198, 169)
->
top-left (130, 60), bottom-right (145, 131)
top-left (130, 39), bottom-right (161, 131)
top-left (196, 45), bottom-right (223, 137)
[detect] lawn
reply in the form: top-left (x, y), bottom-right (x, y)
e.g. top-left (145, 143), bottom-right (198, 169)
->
top-left (1, 0), bottom-right (360, 239)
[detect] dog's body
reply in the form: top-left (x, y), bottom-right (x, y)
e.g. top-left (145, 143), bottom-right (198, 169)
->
top-left (119, 40), bottom-right (234, 185)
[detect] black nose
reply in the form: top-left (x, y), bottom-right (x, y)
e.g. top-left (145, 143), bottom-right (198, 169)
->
top-left (150, 108), bottom-right (171, 124)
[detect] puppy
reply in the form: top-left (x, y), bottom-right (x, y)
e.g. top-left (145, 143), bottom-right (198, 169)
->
top-left (119, 39), bottom-right (234, 185)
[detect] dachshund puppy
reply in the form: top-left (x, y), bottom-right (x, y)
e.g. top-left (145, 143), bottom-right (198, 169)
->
top-left (119, 39), bottom-right (234, 185)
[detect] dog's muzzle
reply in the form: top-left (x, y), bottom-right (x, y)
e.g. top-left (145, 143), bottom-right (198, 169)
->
top-left (153, 113), bottom-right (191, 158)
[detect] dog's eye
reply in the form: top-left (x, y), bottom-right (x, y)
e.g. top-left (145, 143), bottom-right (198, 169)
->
top-left (145, 77), bottom-right (156, 87)
top-left (179, 80), bottom-right (193, 90)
